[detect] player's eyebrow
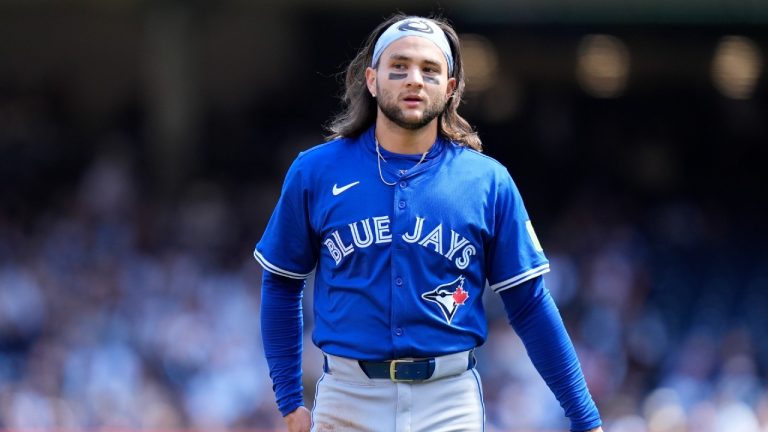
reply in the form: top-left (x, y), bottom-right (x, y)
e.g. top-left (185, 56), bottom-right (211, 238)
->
top-left (388, 54), bottom-right (443, 70)
top-left (388, 54), bottom-right (412, 62)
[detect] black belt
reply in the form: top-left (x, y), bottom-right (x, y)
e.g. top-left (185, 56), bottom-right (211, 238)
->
top-left (357, 352), bottom-right (476, 382)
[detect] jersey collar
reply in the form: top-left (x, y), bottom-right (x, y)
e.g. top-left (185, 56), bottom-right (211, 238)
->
top-left (362, 125), bottom-right (447, 178)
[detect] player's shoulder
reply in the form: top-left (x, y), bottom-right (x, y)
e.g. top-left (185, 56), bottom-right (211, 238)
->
top-left (447, 142), bottom-right (513, 178)
top-left (296, 137), bottom-right (354, 162)
top-left (289, 136), bottom-right (357, 172)
top-left (296, 136), bottom-right (352, 160)
top-left (454, 145), bottom-right (506, 167)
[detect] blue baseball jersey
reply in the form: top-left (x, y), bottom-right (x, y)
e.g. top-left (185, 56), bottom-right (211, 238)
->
top-left (254, 126), bottom-right (549, 360)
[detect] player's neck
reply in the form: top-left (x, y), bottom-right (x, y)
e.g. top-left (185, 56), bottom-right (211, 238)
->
top-left (374, 117), bottom-right (438, 155)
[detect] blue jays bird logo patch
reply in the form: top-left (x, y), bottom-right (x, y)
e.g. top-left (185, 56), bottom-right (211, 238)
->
top-left (421, 276), bottom-right (469, 324)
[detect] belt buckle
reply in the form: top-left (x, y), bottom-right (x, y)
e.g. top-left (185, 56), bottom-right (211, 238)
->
top-left (389, 359), bottom-right (414, 382)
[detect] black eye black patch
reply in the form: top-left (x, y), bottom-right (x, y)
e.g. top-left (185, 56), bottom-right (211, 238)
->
top-left (389, 73), bottom-right (407, 80)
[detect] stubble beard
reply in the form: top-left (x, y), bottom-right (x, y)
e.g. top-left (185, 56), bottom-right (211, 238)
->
top-left (377, 88), bottom-right (448, 131)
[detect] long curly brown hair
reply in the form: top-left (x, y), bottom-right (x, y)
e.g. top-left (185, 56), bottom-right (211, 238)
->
top-left (325, 13), bottom-right (482, 151)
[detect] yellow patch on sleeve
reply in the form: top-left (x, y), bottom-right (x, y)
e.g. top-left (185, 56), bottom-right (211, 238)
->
top-left (525, 220), bottom-right (543, 252)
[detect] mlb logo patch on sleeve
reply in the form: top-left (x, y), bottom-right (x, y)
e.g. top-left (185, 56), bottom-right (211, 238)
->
top-left (525, 220), bottom-right (543, 252)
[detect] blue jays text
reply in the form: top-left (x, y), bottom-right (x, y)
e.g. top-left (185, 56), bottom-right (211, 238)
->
top-left (324, 215), bottom-right (476, 270)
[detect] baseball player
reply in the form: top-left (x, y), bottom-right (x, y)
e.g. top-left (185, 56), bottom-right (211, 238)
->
top-left (255, 13), bottom-right (603, 432)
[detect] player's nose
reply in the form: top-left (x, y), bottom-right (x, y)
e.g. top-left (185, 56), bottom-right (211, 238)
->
top-left (405, 67), bottom-right (424, 88)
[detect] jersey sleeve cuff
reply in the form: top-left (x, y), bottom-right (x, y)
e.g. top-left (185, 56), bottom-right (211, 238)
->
top-left (490, 263), bottom-right (550, 293)
top-left (253, 249), bottom-right (313, 280)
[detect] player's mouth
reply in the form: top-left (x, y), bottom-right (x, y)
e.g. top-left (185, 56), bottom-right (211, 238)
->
top-left (402, 95), bottom-right (424, 108)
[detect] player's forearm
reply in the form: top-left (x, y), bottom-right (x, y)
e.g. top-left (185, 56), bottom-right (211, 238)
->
top-left (261, 271), bottom-right (306, 416)
top-left (500, 277), bottom-right (602, 431)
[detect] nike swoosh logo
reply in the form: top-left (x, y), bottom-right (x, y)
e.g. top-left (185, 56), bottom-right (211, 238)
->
top-left (332, 181), bottom-right (360, 196)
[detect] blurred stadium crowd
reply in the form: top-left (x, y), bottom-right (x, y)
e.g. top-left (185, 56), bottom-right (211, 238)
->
top-left (2, 3), bottom-right (768, 432)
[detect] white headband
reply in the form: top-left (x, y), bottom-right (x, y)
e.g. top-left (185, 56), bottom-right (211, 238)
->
top-left (371, 17), bottom-right (454, 76)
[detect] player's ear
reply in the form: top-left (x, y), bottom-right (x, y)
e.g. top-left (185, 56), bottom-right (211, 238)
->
top-left (446, 77), bottom-right (457, 98)
top-left (365, 67), bottom-right (377, 98)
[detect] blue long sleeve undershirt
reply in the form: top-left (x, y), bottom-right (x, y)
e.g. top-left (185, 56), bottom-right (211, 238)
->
top-left (261, 270), bottom-right (601, 430)
top-left (260, 271), bottom-right (305, 416)
top-left (500, 276), bottom-right (602, 432)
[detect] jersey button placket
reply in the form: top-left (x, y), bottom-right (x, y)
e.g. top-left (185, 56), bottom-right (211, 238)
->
top-left (391, 184), bottom-right (410, 355)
